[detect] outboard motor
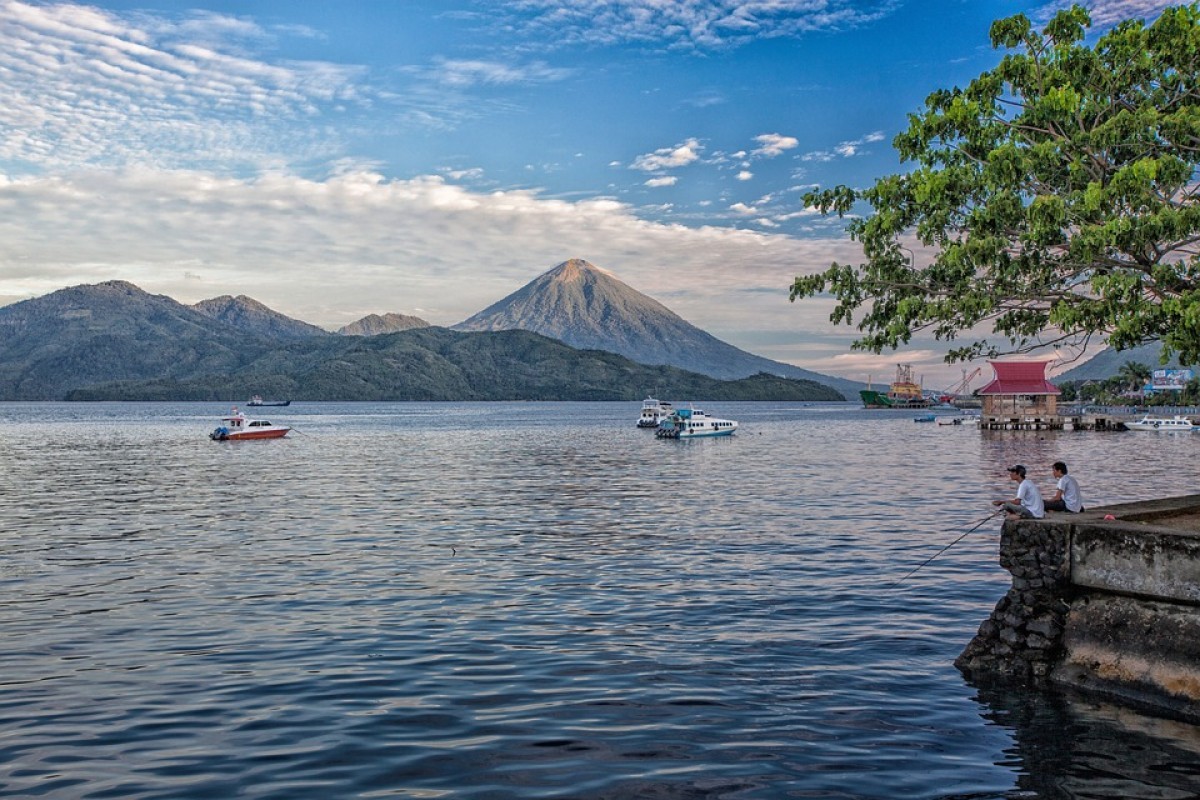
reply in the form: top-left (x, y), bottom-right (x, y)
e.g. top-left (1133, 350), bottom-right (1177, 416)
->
top-left (210, 426), bottom-right (229, 441)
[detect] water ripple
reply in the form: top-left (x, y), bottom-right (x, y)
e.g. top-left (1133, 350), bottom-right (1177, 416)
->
top-left (2, 401), bottom-right (1199, 799)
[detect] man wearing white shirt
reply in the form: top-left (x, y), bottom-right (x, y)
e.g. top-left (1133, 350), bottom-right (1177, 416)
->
top-left (1044, 461), bottom-right (1084, 513)
top-left (993, 464), bottom-right (1045, 519)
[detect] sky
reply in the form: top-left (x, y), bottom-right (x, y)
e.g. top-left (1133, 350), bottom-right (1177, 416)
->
top-left (0, 0), bottom-right (1180, 390)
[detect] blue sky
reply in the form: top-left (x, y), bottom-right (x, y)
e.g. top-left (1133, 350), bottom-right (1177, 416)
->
top-left (0, 0), bottom-right (1178, 387)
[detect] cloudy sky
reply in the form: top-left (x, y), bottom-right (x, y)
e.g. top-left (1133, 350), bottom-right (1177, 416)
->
top-left (0, 0), bottom-right (1178, 387)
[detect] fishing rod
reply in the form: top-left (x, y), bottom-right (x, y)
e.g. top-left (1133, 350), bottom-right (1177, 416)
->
top-left (886, 507), bottom-right (1006, 588)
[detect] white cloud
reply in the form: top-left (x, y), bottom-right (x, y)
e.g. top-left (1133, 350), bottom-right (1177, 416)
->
top-left (427, 57), bottom-right (573, 88)
top-left (736, 170), bottom-right (753, 181)
top-left (630, 138), bottom-right (703, 171)
top-left (0, 0), bottom-right (368, 172)
top-left (729, 201), bottom-right (756, 215)
top-left (1035, 0), bottom-right (1177, 26)
top-left (0, 169), bottom-right (867, 361)
top-left (752, 133), bottom-right (799, 158)
top-left (645, 176), bottom-right (678, 187)
top-left (499, 0), bottom-right (901, 48)
top-left (802, 130), bottom-right (886, 162)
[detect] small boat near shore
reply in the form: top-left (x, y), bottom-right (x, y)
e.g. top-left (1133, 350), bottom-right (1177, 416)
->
top-left (637, 397), bottom-right (674, 428)
top-left (1124, 414), bottom-right (1196, 432)
top-left (655, 407), bottom-right (737, 439)
top-left (210, 407), bottom-right (291, 441)
top-left (247, 395), bottom-right (290, 407)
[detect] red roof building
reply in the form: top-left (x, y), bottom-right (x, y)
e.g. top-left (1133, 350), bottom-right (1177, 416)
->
top-left (978, 360), bottom-right (1061, 423)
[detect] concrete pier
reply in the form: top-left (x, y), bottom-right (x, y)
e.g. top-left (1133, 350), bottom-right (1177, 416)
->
top-left (956, 495), bottom-right (1200, 721)
top-left (978, 412), bottom-right (1127, 431)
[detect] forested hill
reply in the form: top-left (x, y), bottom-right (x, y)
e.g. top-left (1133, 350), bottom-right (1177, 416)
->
top-left (64, 327), bottom-right (844, 402)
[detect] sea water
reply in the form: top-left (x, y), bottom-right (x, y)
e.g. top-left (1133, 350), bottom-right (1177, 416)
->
top-left (2, 401), bottom-right (1199, 799)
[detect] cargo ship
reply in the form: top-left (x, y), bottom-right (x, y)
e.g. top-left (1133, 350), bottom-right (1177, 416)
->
top-left (860, 364), bottom-right (932, 409)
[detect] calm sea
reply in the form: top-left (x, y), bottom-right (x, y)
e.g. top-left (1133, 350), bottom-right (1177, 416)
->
top-left (2, 401), bottom-right (1199, 799)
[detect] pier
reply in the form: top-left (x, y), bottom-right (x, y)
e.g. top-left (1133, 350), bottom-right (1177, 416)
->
top-left (979, 411), bottom-right (1125, 431)
top-left (956, 496), bottom-right (1200, 721)
top-left (979, 406), bottom-right (1200, 431)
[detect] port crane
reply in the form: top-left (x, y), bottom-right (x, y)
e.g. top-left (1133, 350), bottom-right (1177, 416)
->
top-left (937, 367), bottom-right (981, 403)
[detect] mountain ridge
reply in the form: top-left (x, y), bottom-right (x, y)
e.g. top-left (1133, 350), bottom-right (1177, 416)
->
top-left (0, 280), bottom-right (843, 401)
top-left (192, 294), bottom-right (330, 339)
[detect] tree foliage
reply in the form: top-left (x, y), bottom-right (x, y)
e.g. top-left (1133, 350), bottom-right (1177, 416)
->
top-left (791, 4), bottom-right (1200, 364)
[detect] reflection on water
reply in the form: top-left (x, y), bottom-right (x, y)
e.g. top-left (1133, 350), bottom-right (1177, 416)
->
top-left (1, 401), bottom-right (1198, 799)
top-left (966, 679), bottom-right (1200, 800)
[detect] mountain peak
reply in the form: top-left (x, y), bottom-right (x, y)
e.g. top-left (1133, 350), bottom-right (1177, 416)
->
top-left (68, 280), bottom-right (149, 299)
top-left (338, 312), bottom-right (431, 336)
top-left (545, 258), bottom-right (611, 283)
top-left (192, 294), bottom-right (329, 339)
top-left (452, 259), bottom-right (859, 397)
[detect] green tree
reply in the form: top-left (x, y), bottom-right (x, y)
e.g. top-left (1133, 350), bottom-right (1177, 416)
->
top-left (791, 4), bottom-right (1200, 365)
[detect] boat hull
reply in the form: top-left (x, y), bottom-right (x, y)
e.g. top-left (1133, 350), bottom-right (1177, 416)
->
top-left (674, 428), bottom-right (735, 439)
top-left (212, 428), bottom-right (290, 440)
top-left (860, 389), bottom-right (932, 409)
top-left (1125, 417), bottom-right (1195, 431)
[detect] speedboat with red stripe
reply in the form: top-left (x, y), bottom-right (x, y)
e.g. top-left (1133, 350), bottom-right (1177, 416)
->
top-left (210, 407), bottom-right (291, 441)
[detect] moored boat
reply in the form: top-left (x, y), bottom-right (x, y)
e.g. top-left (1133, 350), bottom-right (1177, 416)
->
top-left (247, 395), bottom-right (291, 407)
top-left (637, 397), bottom-right (674, 428)
top-left (1124, 414), bottom-right (1196, 432)
top-left (860, 364), bottom-right (932, 409)
top-left (655, 407), bottom-right (738, 439)
top-left (210, 407), bottom-right (291, 441)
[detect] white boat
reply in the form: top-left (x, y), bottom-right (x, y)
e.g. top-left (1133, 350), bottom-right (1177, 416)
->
top-left (655, 407), bottom-right (737, 439)
top-left (937, 413), bottom-right (979, 426)
top-left (637, 397), bottom-right (674, 428)
top-left (210, 407), bottom-right (291, 441)
top-left (1125, 414), bottom-right (1196, 432)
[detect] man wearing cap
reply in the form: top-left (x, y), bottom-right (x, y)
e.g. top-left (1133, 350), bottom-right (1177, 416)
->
top-left (992, 464), bottom-right (1045, 519)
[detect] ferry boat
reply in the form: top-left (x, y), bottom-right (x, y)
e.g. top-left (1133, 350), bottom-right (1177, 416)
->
top-left (1124, 414), bottom-right (1196, 432)
top-left (210, 407), bottom-right (291, 441)
top-left (637, 397), bottom-right (674, 428)
top-left (655, 407), bottom-right (738, 439)
top-left (860, 364), bottom-right (932, 409)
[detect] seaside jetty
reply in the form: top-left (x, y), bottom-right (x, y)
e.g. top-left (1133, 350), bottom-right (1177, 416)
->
top-left (957, 496), bottom-right (1200, 721)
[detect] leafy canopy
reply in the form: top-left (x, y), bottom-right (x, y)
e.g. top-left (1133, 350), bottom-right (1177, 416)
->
top-left (791, 4), bottom-right (1200, 364)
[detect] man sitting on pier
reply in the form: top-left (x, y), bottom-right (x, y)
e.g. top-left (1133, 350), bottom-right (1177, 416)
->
top-left (993, 464), bottom-right (1045, 520)
top-left (1043, 461), bottom-right (1084, 513)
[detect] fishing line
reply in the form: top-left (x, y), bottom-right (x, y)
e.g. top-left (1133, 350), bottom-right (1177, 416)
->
top-left (886, 508), bottom-right (1005, 588)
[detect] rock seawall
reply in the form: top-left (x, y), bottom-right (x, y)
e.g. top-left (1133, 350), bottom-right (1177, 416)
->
top-left (957, 495), bottom-right (1200, 720)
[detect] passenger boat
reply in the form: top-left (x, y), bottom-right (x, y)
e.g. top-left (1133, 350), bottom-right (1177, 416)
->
top-left (247, 395), bottom-right (290, 407)
top-left (655, 407), bottom-right (738, 439)
top-left (860, 364), bottom-right (932, 409)
top-left (637, 397), bottom-right (675, 428)
top-left (1124, 414), bottom-right (1196, 432)
top-left (210, 407), bottom-right (291, 440)
top-left (914, 414), bottom-right (936, 423)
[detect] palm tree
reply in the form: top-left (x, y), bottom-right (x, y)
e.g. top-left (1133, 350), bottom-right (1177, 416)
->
top-left (1117, 361), bottom-right (1152, 395)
